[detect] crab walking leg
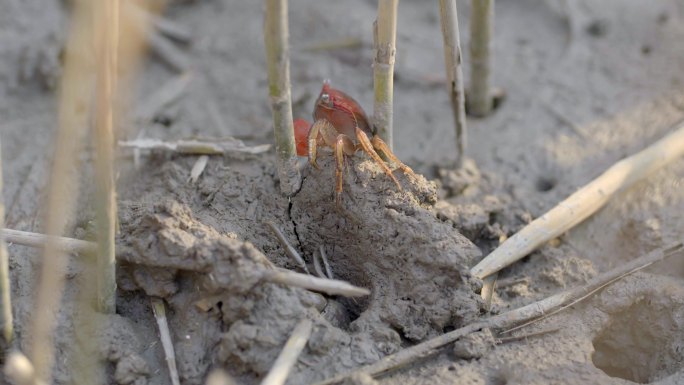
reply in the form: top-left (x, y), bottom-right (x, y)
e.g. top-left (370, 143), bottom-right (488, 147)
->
top-left (370, 135), bottom-right (415, 176)
top-left (307, 119), bottom-right (325, 169)
top-left (355, 127), bottom-right (402, 190)
top-left (334, 134), bottom-right (356, 206)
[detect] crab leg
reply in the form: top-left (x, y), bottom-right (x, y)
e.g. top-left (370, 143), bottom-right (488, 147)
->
top-left (308, 119), bottom-right (339, 169)
top-left (355, 127), bottom-right (402, 190)
top-left (371, 135), bottom-right (416, 176)
top-left (334, 134), bottom-right (356, 206)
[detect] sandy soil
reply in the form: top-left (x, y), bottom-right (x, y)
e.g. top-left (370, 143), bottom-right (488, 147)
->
top-left (1, 0), bottom-right (684, 384)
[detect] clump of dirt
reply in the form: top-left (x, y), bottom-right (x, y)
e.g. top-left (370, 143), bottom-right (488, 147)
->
top-left (114, 153), bottom-right (484, 384)
top-left (291, 156), bottom-right (484, 342)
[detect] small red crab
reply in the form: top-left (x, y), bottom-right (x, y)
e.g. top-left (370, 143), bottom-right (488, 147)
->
top-left (294, 81), bottom-right (415, 206)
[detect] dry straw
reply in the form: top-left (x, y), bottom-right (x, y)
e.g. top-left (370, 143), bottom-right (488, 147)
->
top-left (264, 0), bottom-right (302, 195)
top-left (93, 0), bottom-right (119, 314)
top-left (438, 0), bottom-right (468, 167)
top-left (152, 298), bottom-right (181, 385)
top-left (472, 122), bottom-right (684, 280)
top-left (468, 0), bottom-right (494, 116)
top-left (29, 1), bottom-right (94, 381)
top-left (261, 319), bottom-right (313, 385)
top-left (0, 137), bottom-right (13, 343)
top-left (373, 0), bottom-right (399, 150)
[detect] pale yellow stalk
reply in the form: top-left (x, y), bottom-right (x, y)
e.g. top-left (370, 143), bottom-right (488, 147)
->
top-left (373, 0), bottom-right (399, 150)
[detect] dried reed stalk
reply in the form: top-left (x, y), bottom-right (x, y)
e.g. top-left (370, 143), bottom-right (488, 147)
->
top-left (29, 1), bottom-right (94, 381)
top-left (261, 319), bottom-right (313, 385)
top-left (264, 0), bottom-right (301, 195)
top-left (471, 122), bottom-right (684, 279)
top-left (152, 298), bottom-right (181, 385)
top-left (265, 269), bottom-right (370, 297)
top-left (2, 229), bottom-right (96, 255)
top-left (93, 0), bottom-right (119, 314)
top-left (0, 138), bottom-right (13, 343)
top-left (438, 0), bottom-right (468, 167)
top-left (373, 0), bottom-right (399, 150)
top-left (468, 0), bottom-right (494, 116)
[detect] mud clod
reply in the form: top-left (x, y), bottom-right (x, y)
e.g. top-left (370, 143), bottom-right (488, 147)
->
top-left (292, 157), bottom-right (484, 342)
top-left (452, 329), bottom-right (496, 360)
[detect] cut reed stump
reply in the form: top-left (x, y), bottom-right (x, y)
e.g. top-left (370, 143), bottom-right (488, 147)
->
top-left (438, 0), bottom-right (468, 167)
top-left (373, 0), bottom-right (399, 150)
top-left (93, 0), bottom-right (119, 314)
top-left (468, 0), bottom-right (494, 116)
top-left (264, 0), bottom-right (302, 195)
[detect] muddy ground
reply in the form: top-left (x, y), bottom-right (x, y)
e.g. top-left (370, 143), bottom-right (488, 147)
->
top-left (1, 0), bottom-right (684, 384)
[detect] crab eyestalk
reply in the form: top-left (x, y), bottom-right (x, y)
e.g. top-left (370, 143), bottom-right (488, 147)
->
top-left (468, 0), bottom-right (494, 117)
top-left (438, 0), bottom-right (468, 168)
top-left (373, 0), bottom-right (399, 151)
top-left (264, 0), bottom-right (302, 195)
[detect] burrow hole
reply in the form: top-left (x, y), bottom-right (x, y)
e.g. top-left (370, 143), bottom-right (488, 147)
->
top-left (592, 296), bottom-right (684, 383)
top-left (535, 176), bottom-right (557, 192)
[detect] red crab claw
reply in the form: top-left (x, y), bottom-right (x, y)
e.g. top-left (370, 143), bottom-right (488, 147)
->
top-left (293, 118), bottom-right (311, 157)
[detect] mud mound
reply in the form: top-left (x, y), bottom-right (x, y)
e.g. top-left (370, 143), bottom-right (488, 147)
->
top-left (291, 156), bottom-right (484, 342)
top-left (113, 154), bottom-right (484, 384)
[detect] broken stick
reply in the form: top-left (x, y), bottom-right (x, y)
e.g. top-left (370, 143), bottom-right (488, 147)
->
top-left (261, 319), bottom-right (313, 385)
top-left (472, 121), bottom-right (684, 280)
top-left (265, 269), bottom-right (369, 298)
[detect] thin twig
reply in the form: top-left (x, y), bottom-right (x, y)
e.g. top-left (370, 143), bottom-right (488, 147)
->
top-left (319, 245), bottom-right (333, 279)
top-left (313, 242), bottom-right (682, 384)
top-left (260, 319), bottom-right (313, 385)
top-left (495, 328), bottom-right (559, 344)
top-left (312, 249), bottom-right (326, 279)
top-left (0, 137), bottom-right (14, 343)
top-left (468, 0), bottom-right (494, 116)
top-left (119, 138), bottom-right (271, 155)
top-left (264, 0), bottom-right (302, 195)
top-left (266, 221), bottom-right (309, 274)
top-left (264, 269), bottom-right (370, 297)
top-left (2, 229), bottom-right (96, 255)
top-left (373, 0), bottom-right (399, 150)
top-left (438, 0), bottom-right (468, 167)
top-left (151, 298), bottom-right (181, 385)
top-left (471, 122), bottom-right (684, 279)
top-left (2, 227), bottom-right (368, 298)
top-left (495, 277), bottom-right (529, 289)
